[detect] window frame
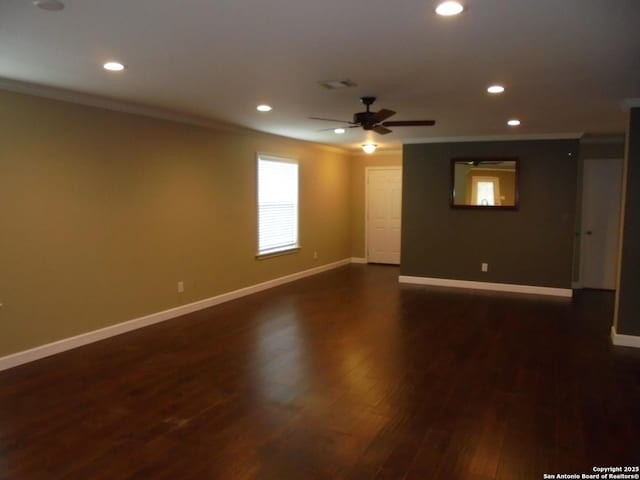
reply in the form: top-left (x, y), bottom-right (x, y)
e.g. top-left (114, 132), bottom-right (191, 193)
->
top-left (255, 153), bottom-right (300, 259)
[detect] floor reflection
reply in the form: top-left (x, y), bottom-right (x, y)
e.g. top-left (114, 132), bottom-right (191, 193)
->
top-left (3, 266), bottom-right (637, 478)
top-left (251, 299), bottom-right (310, 405)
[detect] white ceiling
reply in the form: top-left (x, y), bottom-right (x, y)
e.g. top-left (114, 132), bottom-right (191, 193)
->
top-left (1, 0), bottom-right (639, 151)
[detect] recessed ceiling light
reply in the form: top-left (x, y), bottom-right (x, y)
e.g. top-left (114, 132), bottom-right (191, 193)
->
top-left (435, 1), bottom-right (464, 16)
top-left (33, 0), bottom-right (64, 11)
top-left (487, 85), bottom-right (505, 94)
top-left (256, 105), bottom-right (272, 112)
top-left (507, 119), bottom-right (521, 126)
top-left (103, 62), bottom-right (125, 72)
top-left (334, 128), bottom-right (346, 134)
top-left (362, 144), bottom-right (377, 154)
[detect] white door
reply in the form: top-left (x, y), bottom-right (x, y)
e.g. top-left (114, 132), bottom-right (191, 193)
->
top-left (579, 158), bottom-right (623, 289)
top-left (366, 167), bottom-right (402, 264)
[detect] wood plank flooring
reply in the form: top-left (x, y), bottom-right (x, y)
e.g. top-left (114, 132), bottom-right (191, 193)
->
top-left (1, 265), bottom-right (639, 479)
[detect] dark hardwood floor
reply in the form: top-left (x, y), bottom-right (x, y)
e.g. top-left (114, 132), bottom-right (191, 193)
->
top-left (1, 265), bottom-right (639, 479)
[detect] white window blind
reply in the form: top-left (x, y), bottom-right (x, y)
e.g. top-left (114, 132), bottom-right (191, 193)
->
top-left (257, 155), bottom-right (299, 255)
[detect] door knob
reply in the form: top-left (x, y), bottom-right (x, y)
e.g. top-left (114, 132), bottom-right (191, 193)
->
top-left (585, 230), bottom-right (593, 235)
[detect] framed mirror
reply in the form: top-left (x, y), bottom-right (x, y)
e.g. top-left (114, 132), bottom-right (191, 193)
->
top-left (451, 158), bottom-right (519, 209)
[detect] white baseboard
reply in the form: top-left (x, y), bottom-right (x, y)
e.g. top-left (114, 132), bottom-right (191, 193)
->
top-left (0, 258), bottom-right (352, 372)
top-left (350, 257), bottom-right (367, 264)
top-left (398, 275), bottom-right (573, 298)
top-left (611, 326), bottom-right (640, 348)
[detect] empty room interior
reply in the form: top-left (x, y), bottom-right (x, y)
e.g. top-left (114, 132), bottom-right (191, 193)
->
top-left (1, 1), bottom-right (640, 479)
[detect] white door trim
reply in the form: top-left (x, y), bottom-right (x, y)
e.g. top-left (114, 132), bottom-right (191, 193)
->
top-left (365, 166), bottom-right (403, 264)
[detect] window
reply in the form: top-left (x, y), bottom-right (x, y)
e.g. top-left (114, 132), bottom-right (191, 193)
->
top-left (471, 176), bottom-right (501, 206)
top-left (257, 154), bottom-right (299, 256)
top-left (476, 181), bottom-right (495, 206)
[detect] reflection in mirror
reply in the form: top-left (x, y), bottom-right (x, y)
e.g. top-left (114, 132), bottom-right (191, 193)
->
top-left (451, 158), bottom-right (518, 209)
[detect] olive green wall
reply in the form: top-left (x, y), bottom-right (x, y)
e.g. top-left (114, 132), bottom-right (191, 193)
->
top-left (0, 90), bottom-right (352, 357)
top-left (401, 140), bottom-right (579, 288)
top-left (4, 89), bottom-right (627, 358)
top-left (350, 151), bottom-right (402, 258)
top-left (615, 108), bottom-right (640, 336)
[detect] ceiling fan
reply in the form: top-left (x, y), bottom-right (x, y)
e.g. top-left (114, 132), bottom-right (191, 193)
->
top-left (310, 96), bottom-right (435, 135)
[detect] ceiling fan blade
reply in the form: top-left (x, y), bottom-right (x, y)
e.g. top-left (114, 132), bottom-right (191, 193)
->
top-left (382, 120), bottom-right (436, 127)
top-left (309, 116), bottom-right (352, 123)
top-left (373, 125), bottom-right (392, 135)
top-left (372, 109), bottom-right (396, 122)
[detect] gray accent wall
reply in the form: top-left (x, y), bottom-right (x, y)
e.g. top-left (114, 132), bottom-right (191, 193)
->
top-left (401, 140), bottom-right (579, 288)
top-left (616, 108), bottom-right (640, 336)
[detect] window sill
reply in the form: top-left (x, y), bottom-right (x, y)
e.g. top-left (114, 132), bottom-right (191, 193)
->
top-left (256, 246), bottom-right (301, 260)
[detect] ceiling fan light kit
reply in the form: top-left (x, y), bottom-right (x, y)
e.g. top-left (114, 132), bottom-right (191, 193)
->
top-left (362, 144), bottom-right (377, 154)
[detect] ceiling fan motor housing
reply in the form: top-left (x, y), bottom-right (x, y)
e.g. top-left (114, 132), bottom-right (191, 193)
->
top-left (360, 96), bottom-right (376, 106)
top-left (354, 111), bottom-right (376, 129)
top-left (356, 96), bottom-right (378, 128)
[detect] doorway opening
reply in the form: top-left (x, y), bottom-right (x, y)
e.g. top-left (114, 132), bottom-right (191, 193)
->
top-left (579, 158), bottom-right (623, 290)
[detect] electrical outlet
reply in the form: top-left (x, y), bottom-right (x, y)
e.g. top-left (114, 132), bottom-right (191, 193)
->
top-left (177, 281), bottom-right (185, 293)
top-left (313, 251), bottom-right (318, 260)
top-left (481, 263), bottom-right (489, 272)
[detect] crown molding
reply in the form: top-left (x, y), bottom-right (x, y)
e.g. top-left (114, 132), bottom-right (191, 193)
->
top-left (0, 77), bottom-right (590, 154)
top-left (623, 98), bottom-right (640, 110)
top-left (580, 135), bottom-right (625, 144)
top-left (351, 148), bottom-right (403, 156)
top-left (0, 76), bottom-right (251, 132)
top-left (0, 77), bottom-right (354, 155)
top-left (403, 133), bottom-right (584, 144)
top-left (377, 148), bottom-right (404, 155)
